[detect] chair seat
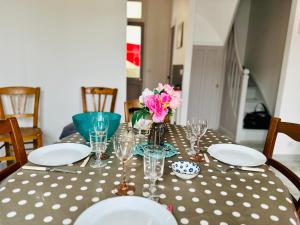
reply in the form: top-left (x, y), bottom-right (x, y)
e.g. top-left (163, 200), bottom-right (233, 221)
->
top-left (0, 127), bottom-right (42, 142)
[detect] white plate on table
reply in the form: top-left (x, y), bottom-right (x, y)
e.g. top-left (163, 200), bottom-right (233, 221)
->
top-left (28, 143), bottom-right (91, 166)
top-left (74, 196), bottom-right (178, 225)
top-left (207, 144), bottom-right (266, 167)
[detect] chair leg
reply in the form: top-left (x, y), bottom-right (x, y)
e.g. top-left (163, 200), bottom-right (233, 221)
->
top-left (4, 142), bottom-right (10, 156)
top-left (4, 142), bottom-right (14, 166)
top-left (33, 135), bottom-right (43, 149)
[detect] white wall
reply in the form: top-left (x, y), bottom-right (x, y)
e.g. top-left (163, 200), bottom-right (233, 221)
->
top-left (170, 0), bottom-right (197, 125)
top-left (245, 0), bottom-right (291, 114)
top-left (171, 0), bottom-right (189, 65)
top-left (193, 0), bottom-right (239, 46)
top-left (0, 0), bottom-right (126, 144)
top-left (274, 0), bottom-right (300, 155)
top-left (143, 0), bottom-right (172, 90)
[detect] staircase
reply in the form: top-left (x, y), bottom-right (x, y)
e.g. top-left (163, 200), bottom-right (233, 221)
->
top-left (219, 27), bottom-right (268, 149)
top-left (237, 76), bottom-right (268, 148)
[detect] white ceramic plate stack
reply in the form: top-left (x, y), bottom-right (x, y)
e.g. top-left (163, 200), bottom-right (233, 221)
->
top-left (28, 143), bottom-right (91, 166)
top-left (207, 144), bottom-right (266, 167)
top-left (74, 196), bottom-right (178, 225)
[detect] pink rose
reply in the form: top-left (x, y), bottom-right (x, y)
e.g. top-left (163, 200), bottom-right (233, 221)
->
top-left (144, 94), bottom-right (169, 123)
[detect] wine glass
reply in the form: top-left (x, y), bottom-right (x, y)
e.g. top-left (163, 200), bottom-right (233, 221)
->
top-left (143, 147), bottom-right (165, 200)
top-left (113, 132), bottom-right (135, 195)
top-left (93, 113), bottom-right (109, 136)
top-left (190, 120), bottom-right (208, 162)
top-left (89, 130), bottom-right (107, 168)
top-left (186, 121), bottom-right (197, 156)
top-left (196, 120), bottom-right (208, 149)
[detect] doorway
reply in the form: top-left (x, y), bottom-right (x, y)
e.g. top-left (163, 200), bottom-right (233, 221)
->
top-left (126, 22), bottom-right (144, 100)
top-left (126, 0), bottom-right (173, 100)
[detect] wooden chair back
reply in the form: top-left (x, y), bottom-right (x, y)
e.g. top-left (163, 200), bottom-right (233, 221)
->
top-left (263, 117), bottom-right (300, 213)
top-left (0, 87), bottom-right (40, 128)
top-left (81, 87), bottom-right (118, 113)
top-left (124, 99), bottom-right (141, 123)
top-left (0, 117), bottom-right (27, 181)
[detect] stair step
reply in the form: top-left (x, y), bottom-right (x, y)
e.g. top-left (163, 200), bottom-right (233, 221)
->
top-left (246, 86), bottom-right (258, 99)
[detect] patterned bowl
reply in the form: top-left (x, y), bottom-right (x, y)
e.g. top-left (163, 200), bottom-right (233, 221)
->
top-left (72, 112), bottom-right (121, 141)
top-left (171, 161), bottom-right (200, 180)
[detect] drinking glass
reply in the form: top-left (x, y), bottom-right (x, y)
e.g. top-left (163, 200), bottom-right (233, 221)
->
top-left (93, 113), bottom-right (109, 136)
top-left (113, 132), bottom-right (135, 195)
top-left (186, 121), bottom-right (197, 155)
top-left (89, 130), bottom-right (107, 168)
top-left (190, 120), bottom-right (208, 162)
top-left (196, 120), bottom-right (208, 149)
top-left (143, 147), bottom-right (165, 200)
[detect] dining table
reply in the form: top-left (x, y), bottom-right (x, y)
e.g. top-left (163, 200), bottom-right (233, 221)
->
top-left (0, 123), bottom-right (299, 225)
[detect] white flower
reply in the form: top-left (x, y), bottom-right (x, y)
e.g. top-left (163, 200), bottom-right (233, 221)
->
top-left (139, 88), bottom-right (153, 104)
top-left (134, 119), bottom-right (153, 130)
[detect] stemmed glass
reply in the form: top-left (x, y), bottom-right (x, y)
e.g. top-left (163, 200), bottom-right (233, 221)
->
top-left (93, 113), bottom-right (109, 159)
top-left (143, 147), bottom-right (165, 200)
top-left (190, 120), bottom-right (208, 162)
top-left (186, 121), bottom-right (197, 156)
top-left (89, 130), bottom-right (107, 168)
top-left (196, 120), bottom-right (208, 149)
top-left (113, 131), bottom-right (135, 195)
top-left (93, 113), bottom-right (109, 136)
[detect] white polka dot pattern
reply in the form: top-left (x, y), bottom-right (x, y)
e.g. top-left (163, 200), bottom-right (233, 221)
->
top-left (0, 124), bottom-right (298, 225)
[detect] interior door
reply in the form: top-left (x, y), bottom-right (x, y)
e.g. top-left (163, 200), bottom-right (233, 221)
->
top-left (187, 46), bottom-right (225, 129)
top-left (126, 22), bottom-right (144, 100)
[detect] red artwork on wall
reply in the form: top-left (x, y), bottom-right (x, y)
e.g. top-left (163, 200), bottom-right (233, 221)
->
top-left (126, 43), bottom-right (140, 66)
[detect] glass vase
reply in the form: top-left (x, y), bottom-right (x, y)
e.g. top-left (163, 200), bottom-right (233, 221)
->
top-left (148, 122), bottom-right (166, 148)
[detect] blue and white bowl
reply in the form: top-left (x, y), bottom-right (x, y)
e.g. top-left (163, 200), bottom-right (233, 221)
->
top-left (171, 161), bottom-right (200, 180)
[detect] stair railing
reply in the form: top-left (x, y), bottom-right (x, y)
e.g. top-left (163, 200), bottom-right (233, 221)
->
top-left (225, 27), bottom-right (249, 141)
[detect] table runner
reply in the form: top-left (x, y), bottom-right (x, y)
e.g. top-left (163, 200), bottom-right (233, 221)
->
top-left (0, 124), bottom-right (299, 225)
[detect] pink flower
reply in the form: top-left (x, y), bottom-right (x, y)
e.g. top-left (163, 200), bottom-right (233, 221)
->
top-left (156, 83), bottom-right (164, 92)
top-left (144, 94), bottom-right (169, 123)
top-left (169, 91), bottom-right (181, 110)
top-left (163, 84), bottom-right (174, 95)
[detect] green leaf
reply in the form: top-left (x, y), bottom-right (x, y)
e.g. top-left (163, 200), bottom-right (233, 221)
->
top-left (131, 110), bottom-right (139, 127)
top-left (131, 108), bottom-right (151, 127)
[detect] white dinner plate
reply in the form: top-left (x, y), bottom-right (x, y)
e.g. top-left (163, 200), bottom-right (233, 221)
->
top-left (207, 144), bottom-right (266, 167)
top-left (28, 143), bottom-right (91, 166)
top-left (74, 196), bottom-right (178, 225)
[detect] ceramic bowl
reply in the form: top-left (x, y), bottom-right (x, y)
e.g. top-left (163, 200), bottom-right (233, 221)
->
top-left (171, 161), bottom-right (200, 180)
top-left (72, 112), bottom-right (121, 141)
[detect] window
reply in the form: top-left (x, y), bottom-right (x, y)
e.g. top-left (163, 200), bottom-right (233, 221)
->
top-left (126, 24), bottom-right (142, 78)
top-left (127, 1), bottom-right (142, 19)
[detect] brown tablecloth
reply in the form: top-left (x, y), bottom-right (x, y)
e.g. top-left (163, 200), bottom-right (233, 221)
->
top-left (0, 124), bottom-right (299, 225)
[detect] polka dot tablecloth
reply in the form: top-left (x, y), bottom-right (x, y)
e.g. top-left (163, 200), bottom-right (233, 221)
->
top-left (0, 124), bottom-right (299, 225)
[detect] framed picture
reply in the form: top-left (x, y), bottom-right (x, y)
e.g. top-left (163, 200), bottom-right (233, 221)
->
top-left (176, 22), bottom-right (184, 49)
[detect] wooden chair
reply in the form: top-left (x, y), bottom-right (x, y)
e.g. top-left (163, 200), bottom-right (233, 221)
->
top-left (0, 117), bottom-right (27, 181)
top-left (81, 87), bottom-right (118, 112)
top-left (263, 117), bottom-right (300, 216)
top-left (0, 87), bottom-right (43, 150)
top-left (59, 87), bottom-right (118, 139)
top-left (124, 99), bottom-right (141, 123)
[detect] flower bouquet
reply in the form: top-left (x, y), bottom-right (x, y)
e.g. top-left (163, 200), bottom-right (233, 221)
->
top-left (132, 83), bottom-right (181, 146)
